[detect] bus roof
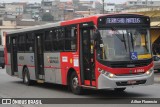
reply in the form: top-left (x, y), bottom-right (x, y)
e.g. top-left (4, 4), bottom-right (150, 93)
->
top-left (6, 22), bottom-right (60, 35)
top-left (6, 15), bottom-right (102, 35)
top-left (6, 13), bottom-right (146, 35)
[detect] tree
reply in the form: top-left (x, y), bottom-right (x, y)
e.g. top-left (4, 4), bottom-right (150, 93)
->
top-left (42, 13), bottom-right (54, 21)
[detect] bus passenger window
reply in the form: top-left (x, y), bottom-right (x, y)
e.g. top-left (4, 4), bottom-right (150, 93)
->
top-left (18, 34), bottom-right (25, 52)
top-left (52, 29), bottom-right (59, 51)
top-left (58, 28), bottom-right (65, 51)
top-left (65, 26), bottom-right (77, 51)
top-left (52, 28), bottom-right (65, 51)
top-left (45, 30), bottom-right (53, 51)
top-left (26, 33), bottom-right (34, 52)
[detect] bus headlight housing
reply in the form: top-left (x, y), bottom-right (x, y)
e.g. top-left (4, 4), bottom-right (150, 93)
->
top-left (98, 68), bottom-right (115, 78)
top-left (145, 68), bottom-right (153, 75)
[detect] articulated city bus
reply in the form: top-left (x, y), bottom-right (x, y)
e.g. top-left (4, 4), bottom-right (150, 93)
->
top-left (4, 14), bottom-right (154, 94)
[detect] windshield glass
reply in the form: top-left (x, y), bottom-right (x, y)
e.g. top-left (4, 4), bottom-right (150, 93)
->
top-left (97, 28), bottom-right (151, 61)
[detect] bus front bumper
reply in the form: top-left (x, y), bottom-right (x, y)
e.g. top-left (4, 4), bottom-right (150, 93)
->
top-left (97, 71), bottom-right (154, 89)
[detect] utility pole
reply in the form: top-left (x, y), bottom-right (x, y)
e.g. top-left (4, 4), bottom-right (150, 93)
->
top-left (102, 0), bottom-right (105, 14)
top-left (89, 8), bottom-right (91, 15)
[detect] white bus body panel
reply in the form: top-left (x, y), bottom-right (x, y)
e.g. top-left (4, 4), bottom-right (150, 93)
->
top-left (43, 52), bottom-right (62, 84)
top-left (17, 53), bottom-right (36, 80)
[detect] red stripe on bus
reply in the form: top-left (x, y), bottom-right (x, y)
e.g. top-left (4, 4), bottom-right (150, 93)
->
top-left (6, 64), bottom-right (61, 69)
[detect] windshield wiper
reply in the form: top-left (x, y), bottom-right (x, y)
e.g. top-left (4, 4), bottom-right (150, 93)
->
top-left (130, 32), bottom-right (134, 51)
top-left (122, 32), bottom-right (127, 52)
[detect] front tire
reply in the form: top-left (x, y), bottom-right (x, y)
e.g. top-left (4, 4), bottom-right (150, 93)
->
top-left (70, 72), bottom-right (82, 95)
top-left (23, 67), bottom-right (32, 86)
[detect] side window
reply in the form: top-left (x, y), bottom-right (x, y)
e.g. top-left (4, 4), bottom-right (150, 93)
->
top-left (45, 30), bottom-right (53, 51)
top-left (26, 33), bottom-right (34, 52)
top-left (65, 26), bottom-right (77, 51)
top-left (58, 28), bottom-right (65, 51)
top-left (18, 34), bottom-right (26, 52)
top-left (6, 35), bottom-right (11, 52)
top-left (52, 29), bottom-right (58, 51)
top-left (52, 28), bottom-right (64, 51)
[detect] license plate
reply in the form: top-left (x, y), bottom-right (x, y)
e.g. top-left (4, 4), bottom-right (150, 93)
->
top-left (127, 80), bottom-right (137, 84)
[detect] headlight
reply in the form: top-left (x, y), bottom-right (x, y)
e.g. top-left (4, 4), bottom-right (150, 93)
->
top-left (145, 68), bottom-right (153, 75)
top-left (98, 68), bottom-right (115, 78)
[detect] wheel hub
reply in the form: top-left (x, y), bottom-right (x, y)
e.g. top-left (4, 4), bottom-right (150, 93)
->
top-left (72, 77), bottom-right (78, 89)
top-left (24, 73), bottom-right (28, 83)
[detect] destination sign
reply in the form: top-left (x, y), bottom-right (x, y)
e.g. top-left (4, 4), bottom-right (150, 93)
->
top-left (106, 18), bottom-right (143, 24)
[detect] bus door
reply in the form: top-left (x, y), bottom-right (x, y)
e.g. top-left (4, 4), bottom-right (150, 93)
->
top-left (80, 24), bottom-right (95, 86)
top-left (10, 36), bottom-right (18, 75)
top-left (35, 33), bottom-right (44, 80)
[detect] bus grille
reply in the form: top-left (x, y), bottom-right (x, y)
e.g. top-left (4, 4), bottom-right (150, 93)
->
top-left (116, 73), bottom-right (145, 76)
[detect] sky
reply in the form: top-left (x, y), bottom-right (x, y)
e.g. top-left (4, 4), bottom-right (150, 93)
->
top-left (0, 0), bottom-right (129, 4)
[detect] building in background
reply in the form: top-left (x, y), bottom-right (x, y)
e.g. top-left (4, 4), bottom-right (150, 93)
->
top-left (0, 3), bottom-right (5, 18)
top-left (41, 0), bottom-right (65, 21)
top-left (0, 19), bottom-right (46, 45)
top-left (104, 3), bottom-right (115, 13)
top-left (25, 3), bottom-right (41, 21)
top-left (5, 2), bottom-right (26, 16)
top-left (125, 0), bottom-right (160, 7)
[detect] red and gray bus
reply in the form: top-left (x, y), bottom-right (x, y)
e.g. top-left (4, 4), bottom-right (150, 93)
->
top-left (4, 14), bottom-right (154, 94)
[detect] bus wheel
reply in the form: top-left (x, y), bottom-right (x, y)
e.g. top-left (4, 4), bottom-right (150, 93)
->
top-left (70, 72), bottom-right (82, 95)
top-left (114, 88), bottom-right (126, 92)
top-left (23, 67), bottom-right (31, 86)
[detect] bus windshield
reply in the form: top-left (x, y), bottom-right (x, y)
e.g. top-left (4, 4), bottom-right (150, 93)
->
top-left (97, 28), bottom-right (151, 61)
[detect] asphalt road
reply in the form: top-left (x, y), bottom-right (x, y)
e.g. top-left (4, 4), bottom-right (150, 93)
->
top-left (0, 68), bottom-right (160, 107)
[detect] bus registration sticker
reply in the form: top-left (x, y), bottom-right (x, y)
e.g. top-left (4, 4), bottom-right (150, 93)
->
top-left (73, 58), bottom-right (79, 67)
top-left (62, 56), bottom-right (68, 62)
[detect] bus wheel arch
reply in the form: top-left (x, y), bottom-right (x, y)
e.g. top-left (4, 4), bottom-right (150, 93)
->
top-left (67, 68), bottom-right (82, 94)
top-left (67, 68), bottom-right (76, 86)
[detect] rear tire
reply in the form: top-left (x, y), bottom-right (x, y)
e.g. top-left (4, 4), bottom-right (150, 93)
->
top-left (23, 67), bottom-right (32, 86)
top-left (70, 72), bottom-right (82, 95)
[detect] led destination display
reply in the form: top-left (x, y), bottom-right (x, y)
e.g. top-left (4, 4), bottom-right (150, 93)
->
top-left (106, 18), bottom-right (143, 24)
